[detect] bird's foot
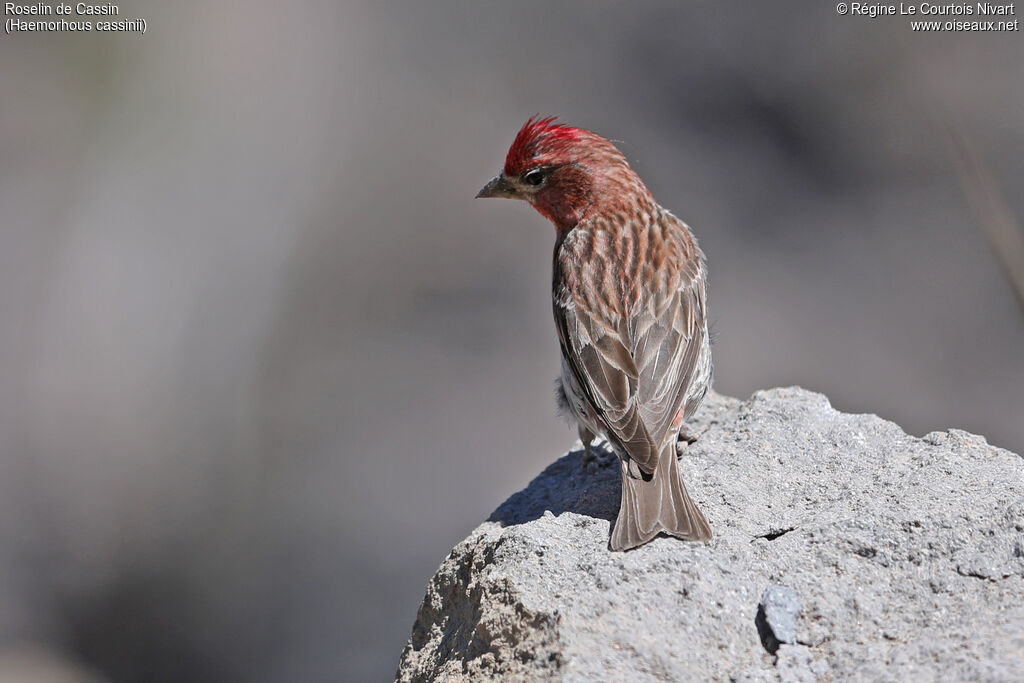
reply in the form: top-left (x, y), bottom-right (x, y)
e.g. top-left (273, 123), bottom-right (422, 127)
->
top-left (581, 440), bottom-right (615, 473)
top-left (676, 429), bottom-right (701, 456)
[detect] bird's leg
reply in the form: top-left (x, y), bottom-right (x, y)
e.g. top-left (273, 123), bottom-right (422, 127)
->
top-left (578, 426), bottom-right (596, 466)
top-left (580, 427), bottom-right (616, 472)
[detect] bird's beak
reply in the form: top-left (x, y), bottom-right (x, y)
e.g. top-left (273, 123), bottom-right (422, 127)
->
top-left (476, 173), bottom-right (518, 199)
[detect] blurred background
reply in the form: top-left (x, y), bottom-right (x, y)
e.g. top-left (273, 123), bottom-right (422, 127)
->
top-left (1, 1), bottom-right (1021, 680)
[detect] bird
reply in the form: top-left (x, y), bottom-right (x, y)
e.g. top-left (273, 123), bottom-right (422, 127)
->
top-left (476, 116), bottom-right (713, 551)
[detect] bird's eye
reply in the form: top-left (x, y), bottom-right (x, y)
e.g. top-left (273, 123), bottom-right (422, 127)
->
top-left (523, 169), bottom-right (546, 186)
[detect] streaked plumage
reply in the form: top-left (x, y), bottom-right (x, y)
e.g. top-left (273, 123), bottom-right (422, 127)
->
top-left (477, 117), bottom-right (713, 550)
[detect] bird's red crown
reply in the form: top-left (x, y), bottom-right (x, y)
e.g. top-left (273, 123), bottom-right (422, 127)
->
top-left (503, 116), bottom-right (587, 177)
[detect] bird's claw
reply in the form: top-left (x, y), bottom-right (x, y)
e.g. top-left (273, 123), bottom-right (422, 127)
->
top-left (581, 440), bottom-right (615, 472)
top-left (676, 429), bottom-right (701, 456)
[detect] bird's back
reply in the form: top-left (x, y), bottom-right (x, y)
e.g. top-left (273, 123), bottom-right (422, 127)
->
top-left (553, 206), bottom-right (709, 463)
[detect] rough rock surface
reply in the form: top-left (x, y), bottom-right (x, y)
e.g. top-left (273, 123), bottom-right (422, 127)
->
top-left (397, 388), bottom-right (1024, 682)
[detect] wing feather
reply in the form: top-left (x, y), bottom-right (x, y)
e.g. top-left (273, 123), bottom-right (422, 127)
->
top-left (554, 212), bottom-right (707, 474)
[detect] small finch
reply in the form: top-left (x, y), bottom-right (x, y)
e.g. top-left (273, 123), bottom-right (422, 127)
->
top-left (477, 116), bottom-right (713, 551)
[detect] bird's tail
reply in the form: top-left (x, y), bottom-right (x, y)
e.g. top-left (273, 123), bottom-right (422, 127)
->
top-left (610, 442), bottom-right (712, 551)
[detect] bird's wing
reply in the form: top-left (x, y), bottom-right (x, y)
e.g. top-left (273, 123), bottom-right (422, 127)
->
top-left (554, 219), bottom-right (706, 474)
top-left (632, 246), bottom-right (707, 433)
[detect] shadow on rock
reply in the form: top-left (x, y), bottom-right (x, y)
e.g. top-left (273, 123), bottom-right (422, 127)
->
top-left (487, 447), bottom-right (621, 527)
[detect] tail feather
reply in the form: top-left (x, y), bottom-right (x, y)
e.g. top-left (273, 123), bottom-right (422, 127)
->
top-left (610, 443), bottom-right (712, 551)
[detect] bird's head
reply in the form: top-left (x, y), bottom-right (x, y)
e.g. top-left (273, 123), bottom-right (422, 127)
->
top-left (476, 116), bottom-right (647, 232)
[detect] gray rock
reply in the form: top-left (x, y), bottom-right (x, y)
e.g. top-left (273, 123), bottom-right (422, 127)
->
top-left (397, 388), bottom-right (1024, 682)
top-left (757, 585), bottom-right (801, 653)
